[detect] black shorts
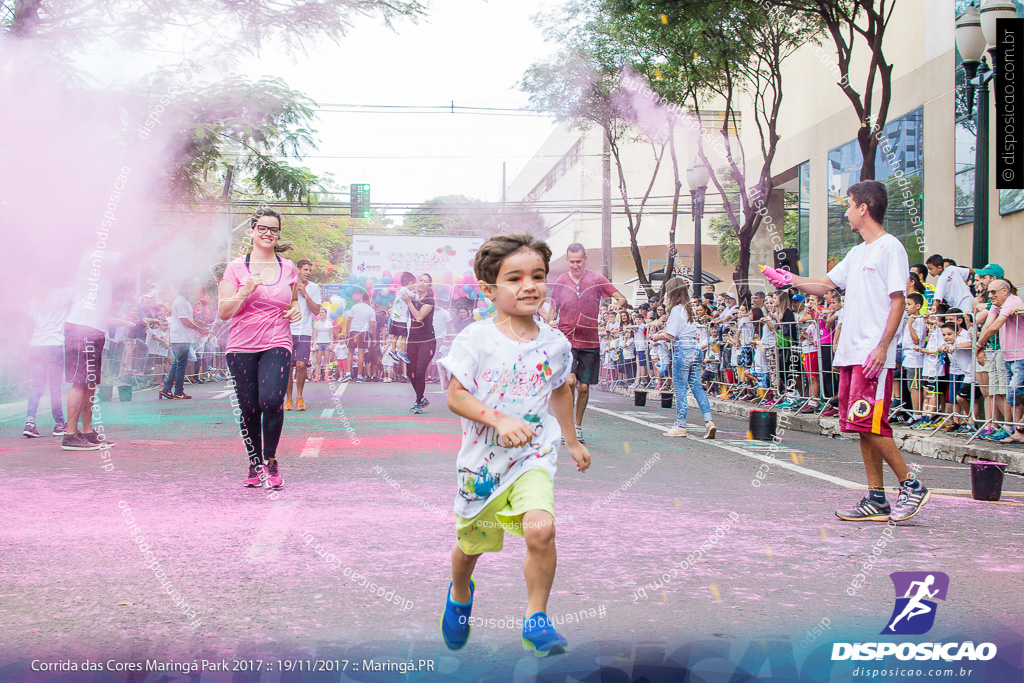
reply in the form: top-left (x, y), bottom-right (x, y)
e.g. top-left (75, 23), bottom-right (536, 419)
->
top-left (348, 331), bottom-right (368, 350)
top-left (956, 381), bottom-right (980, 400)
top-left (64, 323), bottom-right (105, 386)
top-left (570, 347), bottom-right (601, 386)
top-left (291, 335), bottom-right (312, 365)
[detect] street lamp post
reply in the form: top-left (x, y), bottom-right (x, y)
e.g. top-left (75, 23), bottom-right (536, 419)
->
top-left (956, 1), bottom-right (1016, 268)
top-left (686, 159), bottom-right (711, 300)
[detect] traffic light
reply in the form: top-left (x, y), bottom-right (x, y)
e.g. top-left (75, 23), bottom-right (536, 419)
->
top-left (350, 183), bottom-right (371, 218)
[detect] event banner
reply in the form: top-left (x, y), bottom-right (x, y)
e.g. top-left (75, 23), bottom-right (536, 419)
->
top-left (351, 234), bottom-right (484, 281)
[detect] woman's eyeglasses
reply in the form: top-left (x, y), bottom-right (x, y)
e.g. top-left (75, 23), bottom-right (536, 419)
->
top-left (255, 224), bottom-right (281, 235)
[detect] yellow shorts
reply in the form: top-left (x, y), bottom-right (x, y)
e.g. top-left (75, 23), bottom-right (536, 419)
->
top-left (455, 468), bottom-right (555, 555)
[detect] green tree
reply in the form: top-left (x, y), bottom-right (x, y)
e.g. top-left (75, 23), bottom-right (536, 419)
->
top-left (602, 0), bottom-right (817, 300)
top-left (521, 11), bottom-right (675, 298)
top-left (709, 191), bottom-right (799, 268)
top-left (772, 0), bottom-right (897, 181)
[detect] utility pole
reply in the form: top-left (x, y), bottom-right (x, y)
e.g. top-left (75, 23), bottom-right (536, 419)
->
top-left (601, 132), bottom-right (612, 281)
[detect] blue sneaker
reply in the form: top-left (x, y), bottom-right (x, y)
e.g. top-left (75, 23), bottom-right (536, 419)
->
top-left (441, 577), bottom-right (475, 650)
top-left (522, 612), bottom-right (569, 657)
top-left (356, 376), bottom-right (366, 383)
top-left (398, 352), bottom-right (411, 364)
top-left (981, 427), bottom-right (1012, 441)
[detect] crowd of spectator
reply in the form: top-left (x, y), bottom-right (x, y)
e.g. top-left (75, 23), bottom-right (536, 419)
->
top-left (593, 256), bottom-right (1024, 444)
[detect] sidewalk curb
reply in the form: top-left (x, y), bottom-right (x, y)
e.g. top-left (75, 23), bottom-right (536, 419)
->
top-left (700, 396), bottom-right (1024, 475)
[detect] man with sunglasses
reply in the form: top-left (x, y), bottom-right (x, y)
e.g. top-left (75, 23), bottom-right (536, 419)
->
top-left (973, 264), bottom-right (1010, 440)
top-left (976, 279), bottom-right (1024, 443)
top-left (547, 243), bottom-right (628, 444)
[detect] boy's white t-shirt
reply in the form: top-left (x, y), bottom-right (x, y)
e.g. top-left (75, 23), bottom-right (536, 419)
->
top-left (633, 327), bottom-right (647, 351)
top-left (923, 329), bottom-right (942, 378)
top-left (901, 316), bottom-right (926, 369)
top-left (826, 233), bottom-right (909, 368)
top-left (438, 318), bottom-right (572, 520)
top-left (935, 266), bottom-right (974, 313)
top-left (952, 329), bottom-right (974, 382)
top-left (390, 287), bottom-right (413, 324)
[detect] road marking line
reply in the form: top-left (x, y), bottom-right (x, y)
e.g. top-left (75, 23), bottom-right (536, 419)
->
top-left (299, 436), bottom-right (324, 458)
top-left (589, 406), bottom-right (861, 489)
top-left (334, 383), bottom-right (348, 397)
top-left (212, 389), bottom-right (235, 399)
top-left (320, 409), bottom-right (335, 418)
top-left (593, 407), bottom-right (1024, 498)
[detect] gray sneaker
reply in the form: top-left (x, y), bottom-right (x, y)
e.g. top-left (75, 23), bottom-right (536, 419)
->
top-left (890, 482), bottom-right (931, 523)
top-left (61, 433), bottom-right (100, 451)
top-left (835, 496), bottom-right (891, 521)
top-left (575, 425), bottom-right (585, 444)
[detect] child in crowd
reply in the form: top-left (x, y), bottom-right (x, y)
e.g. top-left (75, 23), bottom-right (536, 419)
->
top-left (941, 321), bottom-right (979, 433)
top-left (332, 340), bottom-right (347, 381)
top-left (381, 341), bottom-right (396, 383)
top-left (735, 305), bottom-right (757, 400)
top-left (901, 293), bottom-right (927, 421)
top-left (387, 271), bottom-right (416, 364)
top-left (632, 310), bottom-right (649, 387)
top-left (798, 295), bottom-right (822, 411)
top-left (618, 310), bottom-right (637, 387)
top-left (438, 233), bottom-right (589, 657)
top-left (913, 315), bottom-right (943, 428)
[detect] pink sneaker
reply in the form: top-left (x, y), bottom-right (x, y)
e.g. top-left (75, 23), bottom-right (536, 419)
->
top-left (267, 460), bottom-right (282, 489)
top-left (243, 464), bottom-right (262, 487)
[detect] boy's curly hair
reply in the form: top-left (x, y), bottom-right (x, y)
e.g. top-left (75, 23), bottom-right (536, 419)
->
top-left (474, 233), bottom-right (552, 284)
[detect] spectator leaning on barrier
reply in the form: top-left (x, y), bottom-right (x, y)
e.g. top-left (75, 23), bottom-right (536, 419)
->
top-left (975, 279), bottom-right (1024, 444)
top-left (926, 254), bottom-right (976, 315)
top-left (974, 264), bottom-right (1011, 440)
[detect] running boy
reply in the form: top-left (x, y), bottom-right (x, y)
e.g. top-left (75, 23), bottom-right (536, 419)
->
top-left (438, 233), bottom-right (590, 657)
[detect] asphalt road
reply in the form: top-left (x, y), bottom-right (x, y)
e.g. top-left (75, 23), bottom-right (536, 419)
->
top-left (1, 377), bottom-right (1022, 681)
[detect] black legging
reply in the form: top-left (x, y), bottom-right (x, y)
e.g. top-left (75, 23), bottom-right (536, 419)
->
top-left (406, 337), bottom-right (436, 403)
top-left (226, 347), bottom-right (291, 466)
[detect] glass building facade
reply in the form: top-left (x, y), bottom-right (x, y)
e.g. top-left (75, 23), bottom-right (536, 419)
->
top-left (826, 107), bottom-right (924, 270)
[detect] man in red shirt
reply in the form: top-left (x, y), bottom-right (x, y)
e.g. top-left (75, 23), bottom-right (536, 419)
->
top-left (547, 243), bottom-right (628, 443)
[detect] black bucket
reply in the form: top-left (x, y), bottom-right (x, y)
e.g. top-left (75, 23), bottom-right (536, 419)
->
top-left (970, 460), bottom-right (1008, 501)
top-left (660, 392), bottom-right (673, 409)
top-left (97, 385), bottom-right (113, 402)
top-left (634, 390), bottom-right (647, 407)
top-left (748, 410), bottom-right (777, 441)
top-left (117, 385), bottom-right (133, 402)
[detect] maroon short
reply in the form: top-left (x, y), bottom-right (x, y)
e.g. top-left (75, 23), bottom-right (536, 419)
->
top-left (348, 331), bottom-right (368, 350)
top-left (64, 323), bottom-right (105, 387)
top-left (837, 365), bottom-right (894, 437)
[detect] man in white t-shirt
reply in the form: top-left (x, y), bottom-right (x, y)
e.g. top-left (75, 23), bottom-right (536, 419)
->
top-left (761, 180), bottom-right (930, 524)
top-left (926, 254), bottom-right (975, 315)
top-left (343, 300), bottom-right (375, 382)
top-left (159, 280), bottom-right (206, 400)
top-left (285, 259), bottom-right (322, 410)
